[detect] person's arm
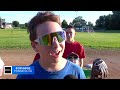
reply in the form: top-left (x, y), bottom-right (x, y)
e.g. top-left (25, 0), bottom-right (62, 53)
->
top-left (78, 43), bottom-right (85, 68)
top-left (77, 65), bottom-right (86, 79)
top-left (0, 57), bottom-right (4, 78)
top-left (79, 58), bottom-right (83, 68)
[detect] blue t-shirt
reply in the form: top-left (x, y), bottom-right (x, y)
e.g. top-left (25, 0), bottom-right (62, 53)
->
top-left (16, 60), bottom-right (86, 79)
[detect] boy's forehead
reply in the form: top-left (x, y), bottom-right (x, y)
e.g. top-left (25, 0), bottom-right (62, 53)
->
top-left (36, 21), bottom-right (63, 36)
top-left (66, 28), bottom-right (75, 32)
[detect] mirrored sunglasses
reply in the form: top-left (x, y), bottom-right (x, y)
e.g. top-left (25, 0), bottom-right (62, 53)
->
top-left (34, 31), bottom-right (66, 46)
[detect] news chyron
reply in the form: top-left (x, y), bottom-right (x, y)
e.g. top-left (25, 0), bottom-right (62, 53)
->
top-left (4, 66), bottom-right (34, 75)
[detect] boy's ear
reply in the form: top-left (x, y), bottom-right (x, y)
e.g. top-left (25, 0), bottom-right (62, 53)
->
top-left (31, 41), bottom-right (38, 52)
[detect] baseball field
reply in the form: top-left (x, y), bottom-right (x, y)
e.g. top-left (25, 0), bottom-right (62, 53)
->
top-left (0, 29), bottom-right (120, 79)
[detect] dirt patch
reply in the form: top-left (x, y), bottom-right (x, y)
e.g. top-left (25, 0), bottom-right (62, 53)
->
top-left (0, 48), bottom-right (120, 79)
top-left (0, 49), bottom-right (35, 79)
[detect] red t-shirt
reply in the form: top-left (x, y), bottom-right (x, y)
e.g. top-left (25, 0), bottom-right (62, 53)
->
top-left (63, 41), bottom-right (86, 59)
top-left (33, 53), bottom-right (40, 63)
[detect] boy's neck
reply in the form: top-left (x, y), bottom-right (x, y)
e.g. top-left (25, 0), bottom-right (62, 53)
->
top-left (38, 57), bottom-right (67, 72)
top-left (66, 39), bottom-right (75, 43)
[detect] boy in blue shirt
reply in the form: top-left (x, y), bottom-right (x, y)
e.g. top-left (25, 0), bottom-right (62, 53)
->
top-left (16, 11), bottom-right (86, 79)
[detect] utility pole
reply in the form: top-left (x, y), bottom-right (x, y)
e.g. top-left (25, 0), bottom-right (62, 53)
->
top-left (75, 11), bottom-right (78, 18)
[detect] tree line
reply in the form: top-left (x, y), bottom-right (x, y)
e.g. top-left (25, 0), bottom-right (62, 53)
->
top-left (62, 11), bottom-right (120, 30)
top-left (4, 11), bottom-right (120, 30)
top-left (95, 11), bottom-right (120, 30)
top-left (12, 21), bottom-right (28, 29)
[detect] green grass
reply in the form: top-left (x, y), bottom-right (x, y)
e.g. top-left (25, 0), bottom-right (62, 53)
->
top-left (0, 29), bottom-right (120, 49)
top-left (75, 32), bottom-right (120, 49)
top-left (83, 69), bottom-right (91, 79)
top-left (0, 29), bottom-right (31, 49)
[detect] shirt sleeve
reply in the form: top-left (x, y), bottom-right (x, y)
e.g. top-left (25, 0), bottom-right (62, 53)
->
top-left (78, 44), bottom-right (86, 59)
top-left (77, 66), bottom-right (86, 79)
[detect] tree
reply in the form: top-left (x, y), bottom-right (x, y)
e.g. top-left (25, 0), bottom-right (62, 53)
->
top-left (95, 11), bottom-right (120, 30)
top-left (104, 14), bottom-right (112, 30)
top-left (72, 16), bottom-right (87, 29)
top-left (25, 23), bottom-right (28, 27)
top-left (62, 20), bottom-right (68, 28)
top-left (88, 21), bottom-right (93, 27)
top-left (112, 11), bottom-right (120, 30)
top-left (12, 21), bottom-right (19, 27)
top-left (95, 15), bottom-right (106, 29)
top-left (112, 11), bottom-right (120, 16)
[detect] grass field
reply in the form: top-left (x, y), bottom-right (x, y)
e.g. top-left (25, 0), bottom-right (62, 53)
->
top-left (0, 29), bottom-right (120, 49)
top-left (75, 32), bottom-right (120, 49)
top-left (0, 29), bottom-right (120, 79)
top-left (0, 29), bottom-right (30, 49)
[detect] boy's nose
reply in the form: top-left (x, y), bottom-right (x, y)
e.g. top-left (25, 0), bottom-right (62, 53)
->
top-left (52, 37), bottom-right (62, 51)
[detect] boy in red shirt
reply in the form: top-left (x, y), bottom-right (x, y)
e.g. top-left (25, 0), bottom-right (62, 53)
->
top-left (63, 25), bottom-right (86, 68)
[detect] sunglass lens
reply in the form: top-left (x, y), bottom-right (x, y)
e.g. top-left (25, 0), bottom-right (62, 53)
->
top-left (39, 31), bottom-right (65, 46)
top-left (39, 34), bottom-right (52, 46)
top-left (58, 31), bottom-right (66, 42)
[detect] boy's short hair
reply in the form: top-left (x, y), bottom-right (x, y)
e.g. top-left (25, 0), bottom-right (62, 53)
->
top-left (27, 11), bottom-right (61, 41)
top-left (65, 25), bottom-right (76, 31)
top-left (66, 25), bottom-right (75, 29)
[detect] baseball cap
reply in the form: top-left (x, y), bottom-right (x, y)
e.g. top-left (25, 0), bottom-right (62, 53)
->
top-left (67, 52), bottom-right (79, 61)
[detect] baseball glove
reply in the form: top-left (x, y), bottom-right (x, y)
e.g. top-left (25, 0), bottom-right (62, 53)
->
top-left (91, 58), bottom-right (109, 79)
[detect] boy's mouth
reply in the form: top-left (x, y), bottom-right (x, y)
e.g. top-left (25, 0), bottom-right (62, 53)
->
top-left (50, 51), bottom-right (61, 57)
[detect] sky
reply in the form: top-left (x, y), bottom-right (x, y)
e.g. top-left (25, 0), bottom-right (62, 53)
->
top-left (0, 11), bottom-right (112, 25)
